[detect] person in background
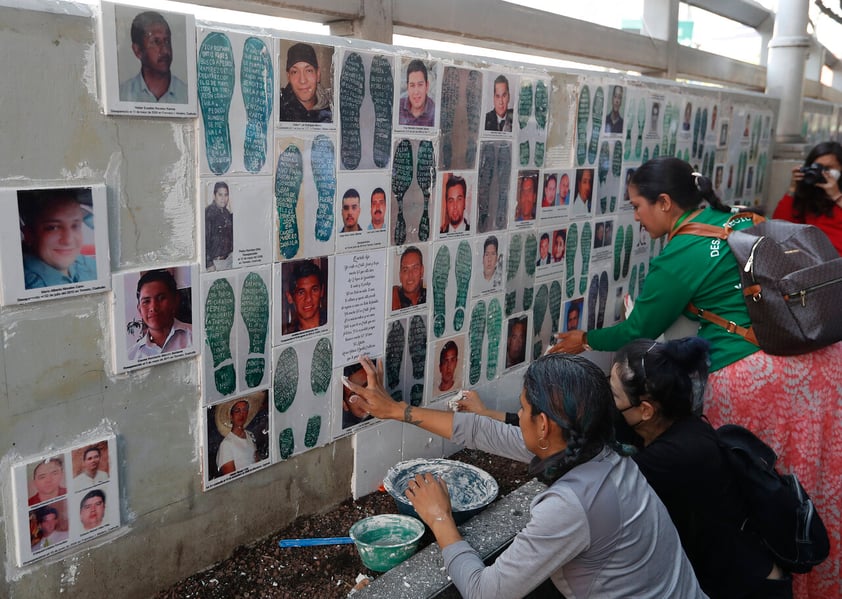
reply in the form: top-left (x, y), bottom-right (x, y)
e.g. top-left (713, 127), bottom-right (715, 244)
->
top-left (612, 337), bottom-right (792, 599)
top-left (772, 141), bottom-right (842, 256)
top-left (343, 354), bottom-right (706, 598)
top-left (552, 156), bottom-right (842, 599)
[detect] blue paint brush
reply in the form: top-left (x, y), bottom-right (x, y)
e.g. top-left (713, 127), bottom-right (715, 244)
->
top-left (278, 537), bottom-right (355, 548)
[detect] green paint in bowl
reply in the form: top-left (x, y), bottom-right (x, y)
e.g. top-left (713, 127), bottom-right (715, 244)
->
top-left (348, 514), bottom-right (426, 572)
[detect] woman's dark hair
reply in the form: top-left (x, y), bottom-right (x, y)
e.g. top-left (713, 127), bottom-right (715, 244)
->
top-left (793, 141), bottom-right (842, 218)
top-left (613, 337), bottom-right (711, 421)
top-left (630, 156), bottom-right (730, 213)
top-left (522, 353), bottom-right (627, 483)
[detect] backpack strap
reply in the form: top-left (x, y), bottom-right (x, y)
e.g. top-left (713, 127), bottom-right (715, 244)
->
top-left (668, 210), bottom-right (765, 242)
top-left (687, 302), bottom-right (759, 346)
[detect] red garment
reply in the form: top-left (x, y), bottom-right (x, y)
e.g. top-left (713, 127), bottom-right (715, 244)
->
top-left (28, 487), bottom-right (66, 506)
top-left (772, 193), bottom-right (842, 256)
top-left (704, 343), bottom-right (842, 599)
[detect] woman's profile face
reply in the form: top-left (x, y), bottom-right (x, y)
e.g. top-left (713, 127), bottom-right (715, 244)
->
top-left (517, 390), bottom-right (540, 454)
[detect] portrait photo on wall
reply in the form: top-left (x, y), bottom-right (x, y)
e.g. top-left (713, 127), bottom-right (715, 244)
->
top-left (504, 314), bottom-right (529, 371)
top-left (335, 170), bottom-right (390, 253)
top-left (274, 256), bottom-right (330, 342)
top-left (98, 2), bottom-right (197, 116)
top-left (11, 435), bottom-right (120, 566)
top-left (430, 336), bottom-right (465, 400)
top-left (438, 172), bottom-right (475, 237)
top-left (204, 391), bottom-right (271, 490)
top-left (0, 184), bottom-right (110, 306)
top-left (396, 57), bottom-right (439, 130)
top-left (200, 177), bottom-right (274, 273)
top-left (111, 264), bottom-right (199, 373)
top-left (278, 40), bottom-right (334, 126)
top-left (482, 72), bottom-right (515, 135)
top-left (390, 244), bottom-right (428, 314)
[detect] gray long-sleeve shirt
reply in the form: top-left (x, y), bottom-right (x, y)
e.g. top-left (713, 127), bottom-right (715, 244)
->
top-left (443, 412), bottom-right (707, 599)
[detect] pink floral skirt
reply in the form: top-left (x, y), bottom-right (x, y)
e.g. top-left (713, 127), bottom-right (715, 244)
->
top-left (705, 342), bottom-right (842, 599)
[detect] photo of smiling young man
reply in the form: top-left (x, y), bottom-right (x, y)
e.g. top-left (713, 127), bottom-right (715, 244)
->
top-left (279, 42), bottom-right (333, 124)
top-left (282, 259), bottom-right (329, 335)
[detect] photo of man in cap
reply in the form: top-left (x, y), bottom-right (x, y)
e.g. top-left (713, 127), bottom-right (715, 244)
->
top-left (279, 42), bottom-right (333, 123)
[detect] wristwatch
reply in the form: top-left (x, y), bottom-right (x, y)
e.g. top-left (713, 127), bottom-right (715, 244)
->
top-left (582, 332), bottom-right (593, 352)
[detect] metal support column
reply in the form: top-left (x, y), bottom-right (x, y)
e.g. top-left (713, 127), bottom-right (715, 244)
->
top-left (329, 0), bottom-right (393, 44)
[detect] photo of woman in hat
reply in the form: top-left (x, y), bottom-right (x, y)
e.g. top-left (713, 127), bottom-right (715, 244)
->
top-left (211, 393), bottom-right (269, 477)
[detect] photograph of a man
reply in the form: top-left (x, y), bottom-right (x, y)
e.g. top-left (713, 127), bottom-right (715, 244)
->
top-left (440, 174), bottom-right (470, 233)
top-left (604, 85), bottom-right (624, 133)
top-left (399, 59), bottom-right (435, 127)
top-left (558, 173), bottom-right (570, 205)
top-left (368, 187), bottom-right (387, 230)
top-left (283, 260), bottom-right (328, 334)
top-left (79, 489), bottom-right (106, 531)
top-left (437, 340), bottom-right (460, 393)
top-left (392, 246), bottom-right (426, 310)
top-left (565, 299), bottom-right (583, 332)
top-left (205, 181), bottom-right (233, 271)
top-left (340, 189), bottom-right (362, 233)
top-left (31, 504), bottom-right (69, 551)
top-left (536, 233), bottom-right (551, 266)
top-left (28, 457), bottom-right (67, 507)
top-left (480, 235), bottom-right (500, 287)
top-left (73, 445), bottom-right (109, 487)
top-left (541, 173), bottom-right (557, 208)
top-left (515, 171), bottom-right (538, 221)
top-left (279, 42), bottom-right (332, 123)
top-left (484, 74), bottom-right (513, 132)
top-left (650, 101), bottom-right (660, 134)
top-left (119, 11), bottom-right (187, 104)
top-left (128, 269), bottom-right (193, 360)
top-left (17, 188), bottom-right (97, 289)
top-left (342, 362), bottom-right (372, 429)
top-left (505, 317), bottom-right (527, 369)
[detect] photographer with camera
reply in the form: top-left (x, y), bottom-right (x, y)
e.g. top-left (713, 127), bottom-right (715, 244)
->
top-left (773, 141), bottom-right (842, 256)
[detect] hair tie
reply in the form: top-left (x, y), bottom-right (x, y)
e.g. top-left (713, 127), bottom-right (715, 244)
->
top-left (691, 172), bottom-right (703, 190)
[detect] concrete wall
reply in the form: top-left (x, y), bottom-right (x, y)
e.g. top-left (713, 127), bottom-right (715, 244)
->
top-left (0, 6), bottom-right (352, 597)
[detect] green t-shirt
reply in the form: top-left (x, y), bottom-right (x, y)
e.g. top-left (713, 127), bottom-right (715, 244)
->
top-left (588, 208), bottom-right (759, 371)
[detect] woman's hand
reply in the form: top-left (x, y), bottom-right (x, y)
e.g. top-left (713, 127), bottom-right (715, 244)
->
top-left (342, 356), bottom-right (404, 421)
top-left (456, 390), bottom-right (487, 415)
top-left (549, 330), bottom-right (587, 354)
top-left (404, 473), bottom-right (461, 547)
top-left (787, 166), bottom-right (803, 195)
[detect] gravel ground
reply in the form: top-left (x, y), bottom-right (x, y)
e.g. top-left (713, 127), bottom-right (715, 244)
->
top-left (153, 449), bottom-right (530, 599)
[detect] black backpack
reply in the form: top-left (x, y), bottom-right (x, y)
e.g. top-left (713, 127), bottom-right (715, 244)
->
top-left (671, 212), bottom-right (842, 355)
top-left (717, 424), bottom-right (830, 573)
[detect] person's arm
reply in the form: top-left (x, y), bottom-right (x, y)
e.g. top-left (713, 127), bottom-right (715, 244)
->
top-left (219, 461), bottom-right (236, 475)
top-left (456, 390), bottom-right (515, 424)
top-left (343, 356), bottom-right (455, 439)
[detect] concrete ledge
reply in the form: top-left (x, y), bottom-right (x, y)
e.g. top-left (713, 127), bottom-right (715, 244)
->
top-left (354, 479), bottom-right (546, 599)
